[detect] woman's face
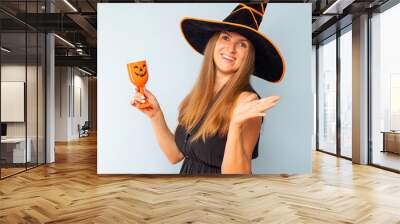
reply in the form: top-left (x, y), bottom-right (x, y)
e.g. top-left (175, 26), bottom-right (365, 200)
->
top-left (213, 31), bottom-right (251, 76)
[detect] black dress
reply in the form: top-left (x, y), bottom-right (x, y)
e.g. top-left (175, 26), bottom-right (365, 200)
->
top-left (174, 84), bottom-right (263, 175)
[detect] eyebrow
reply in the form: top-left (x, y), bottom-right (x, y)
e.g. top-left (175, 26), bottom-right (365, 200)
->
top-left (222, 32), bottom-right (248, 42)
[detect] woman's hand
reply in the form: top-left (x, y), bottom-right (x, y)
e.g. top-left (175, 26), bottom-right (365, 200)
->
top-left (130, 87), bottom-right (162, 120)
top-left (230, 93), bottom-right (280, 128)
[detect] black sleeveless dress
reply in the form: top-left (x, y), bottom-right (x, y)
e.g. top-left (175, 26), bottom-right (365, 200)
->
top-left (174, 84), bottom-right (263, 175)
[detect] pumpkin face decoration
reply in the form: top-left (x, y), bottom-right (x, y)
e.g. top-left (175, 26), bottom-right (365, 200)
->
top-left (127, 59), bottom-right (151, 109)
top-left (127, 60), bottom-right (148, 87)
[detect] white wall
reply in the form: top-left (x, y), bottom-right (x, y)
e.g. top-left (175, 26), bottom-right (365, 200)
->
top-left (1, 63), bottom-right (46, 163)
top-left (55, 67), bottom-right (68, 141)
top-left (1, 65), bottom-right (26, 130)
top-left (55, 67), bottom-right (89, 141)
top-left (1, 82), bottom-right (24, 122)
top-left (1, 65), bottom-right (39, 138)
top-left (73, 72), bottom-right (89, 137)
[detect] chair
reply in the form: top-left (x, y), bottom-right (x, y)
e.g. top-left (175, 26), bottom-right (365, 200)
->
top-left (79, 121), bottom-right (90, 138)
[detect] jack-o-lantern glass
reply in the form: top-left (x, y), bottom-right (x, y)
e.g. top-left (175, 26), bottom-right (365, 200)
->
top-left (127, 60), bottom-right (151, 108)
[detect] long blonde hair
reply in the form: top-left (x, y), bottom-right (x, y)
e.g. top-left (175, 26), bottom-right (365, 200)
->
top-left (178, 31), bottom-right (255, 143)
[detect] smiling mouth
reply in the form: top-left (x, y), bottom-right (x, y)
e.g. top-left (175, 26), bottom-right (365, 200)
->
top-left (221, 53), bottom-right (236, 63)
top-left (135, 72), bottom-right (146, 77)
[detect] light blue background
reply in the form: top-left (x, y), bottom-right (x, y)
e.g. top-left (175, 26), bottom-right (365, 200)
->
top-left (97, 3), bottom-right (312, 174)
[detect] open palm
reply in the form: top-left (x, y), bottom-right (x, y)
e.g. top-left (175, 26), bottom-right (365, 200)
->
top-left (231, 94), bottom-right (280, 126)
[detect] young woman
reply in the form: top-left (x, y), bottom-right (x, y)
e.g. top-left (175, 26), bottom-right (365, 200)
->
top-left (131, 3), bottom-right (285, 175)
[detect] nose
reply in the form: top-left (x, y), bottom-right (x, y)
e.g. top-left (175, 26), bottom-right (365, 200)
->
top-left (226, 41), bottom-right (236, 53)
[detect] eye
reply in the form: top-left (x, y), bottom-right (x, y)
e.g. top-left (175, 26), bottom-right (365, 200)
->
top-left (239, 42), bottom-right (247, 48)
top-left (222, 34), bottom-right (230, 41)
top-left (134, 66), bottom-right (138, 69)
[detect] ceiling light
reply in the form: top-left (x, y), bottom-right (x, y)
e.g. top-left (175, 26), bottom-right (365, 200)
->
top-left (1, 47), bottom-right (11, 53)
top-left (63, 0), bottom-right (78, 12)
top-left (78, 67), bottom-right (93, 76)
top-left (323, 0), bottom-right (342, 14)
top-left (54, 34), bottom-right (75, 48)
top-left (322, 0), bottom-right (355, 15)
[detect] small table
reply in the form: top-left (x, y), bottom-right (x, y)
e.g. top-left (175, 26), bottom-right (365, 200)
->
top-left (381, 131), bottom-right (400, 154)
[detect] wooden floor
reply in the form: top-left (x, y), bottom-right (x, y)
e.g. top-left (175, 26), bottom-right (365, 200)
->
top-left (0, 167), bottom-right (26, 178)
top-left (1, 134), bottom-right (400, 223)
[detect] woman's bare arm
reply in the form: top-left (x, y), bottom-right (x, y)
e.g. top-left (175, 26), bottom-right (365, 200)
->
top-left (132, 88), bottom-right (183, 164)
top-left (221, 92), bottom-right (278, 174)
top-left (221, 117), bottom-right (261, 174)
top-left (150, 111), bottom-right (184, 164)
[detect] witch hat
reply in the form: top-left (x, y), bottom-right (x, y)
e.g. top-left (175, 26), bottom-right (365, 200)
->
top-left (180, 2), bottom-right (285, 83)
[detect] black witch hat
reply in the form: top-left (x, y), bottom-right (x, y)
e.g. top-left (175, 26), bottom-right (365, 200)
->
top-left (180, 3), bottom-right (285, 83)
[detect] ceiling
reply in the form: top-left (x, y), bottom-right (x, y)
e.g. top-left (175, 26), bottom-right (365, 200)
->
top-left (0, 0), bottom-right (394, 75)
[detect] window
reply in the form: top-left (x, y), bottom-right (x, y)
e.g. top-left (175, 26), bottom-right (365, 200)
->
top-left (371, 3), bottom-right (400, 171)
top-left (0, 1), bottom-right (47, 179)
top-left (318, 36), bottom-right (337, 155)
top-left (340, 28), bottom-right (352, 158)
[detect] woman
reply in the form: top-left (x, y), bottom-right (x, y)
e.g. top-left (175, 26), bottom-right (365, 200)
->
top-left (131, 3), bottom-right (285, 175)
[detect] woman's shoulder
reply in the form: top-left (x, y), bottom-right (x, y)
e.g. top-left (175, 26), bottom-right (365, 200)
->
top-left (237, 84), bottom-right (261, 101)
top-left (243, 84), bottom-right (260, 96)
